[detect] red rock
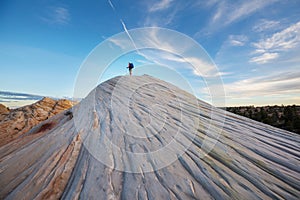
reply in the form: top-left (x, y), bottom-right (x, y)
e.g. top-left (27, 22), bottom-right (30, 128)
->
top-left (0, 97), bottom-right (76, 147)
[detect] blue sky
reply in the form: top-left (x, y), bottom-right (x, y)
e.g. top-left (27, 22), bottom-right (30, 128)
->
top-left (1, 0), bottom-right (300, 106)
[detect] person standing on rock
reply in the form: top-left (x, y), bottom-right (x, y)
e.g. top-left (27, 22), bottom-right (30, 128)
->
top-left (127, 62), bottom-right (134, 76)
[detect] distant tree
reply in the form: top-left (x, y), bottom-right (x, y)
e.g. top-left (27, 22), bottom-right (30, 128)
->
top-left (284, 119), bottom-right (293, 132)
top-left (271, 113), bottom-right (278, 125)
top-left (260, 109), bottom-right (267, 121)
top-left (226, 105), bottom-right (300, 134)
top-left (293, 116), bottom-right (300, 131)
top-left (262, 118), bottom-right (271, 124)
top-left (249, 110), bottom-right (253, 119)
top-left (255, 112), bottom-right (262, 121)
top-left (284, 106), bottom-right (293, 121)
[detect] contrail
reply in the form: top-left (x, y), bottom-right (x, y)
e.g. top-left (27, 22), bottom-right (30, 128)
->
top-left (107, 0), bottom-right (140, 54)
top-left (120, 19), bottom-right (140, 52)
top-left (108, 0), bottom-right (116, 11)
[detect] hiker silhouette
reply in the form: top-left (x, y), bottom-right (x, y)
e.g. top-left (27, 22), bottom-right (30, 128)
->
top-left (127, 62), bottom-right (134, 76)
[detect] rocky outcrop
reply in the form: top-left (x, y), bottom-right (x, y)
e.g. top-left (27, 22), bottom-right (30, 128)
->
top-left (0, 75), bottom-right (299, 199)
top-left (0, 104), bottom-right (9, 114)
top-left (0, 97), bottom-right (75, 147)
top-left (0, 104), bottom-right (10, 121)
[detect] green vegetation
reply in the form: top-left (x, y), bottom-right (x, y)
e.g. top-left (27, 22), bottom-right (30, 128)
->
top-left (225, 105), bottom-right (300, 134)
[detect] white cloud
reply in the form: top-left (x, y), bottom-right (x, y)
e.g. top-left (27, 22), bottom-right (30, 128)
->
top-left (253, 21), bottom-right (300, 51)
top-left (225, 0), bottom-right (277, 26)
top-left (54, 7), bottom-right (70, 24)
top-left (229, 35), bottom-right (248, 46)
top-left (41, 6), bottom-right (70, 25)
top-left (251, 21), bottom-right (300, 64)
top-left (143, 0), bottom-right (180, 27)
top-left (108, 37), bottom-right (131, 50)
top-left (136, 50), bottom-right (217, 77)
top-left (211, 3), bottom-right (224, 23)
top-left (108, 28), bottom-right (225, 78)
top-left (139, 51), bottom-right (223, 78)
top-left (149, 0), bottom-right (174, 12)
top-left (253, 19), bottom-right (281, 32)
top-left (185, 57), bottom-right (219, 77)
top-left (230, 40), bottom-right (244, 46)
top-left (250, 52), bottom-right (279, 64)
top-left (223, 71), bottom-right (300, 99)
top-left (209, 0), bottom-right (278, 29)
top-left (143, 8), bottom-right (178, 26)
top-left (204, 0), bottom-right (220, 8)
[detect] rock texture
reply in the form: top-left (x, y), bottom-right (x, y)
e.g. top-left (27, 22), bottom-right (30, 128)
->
top-left (0, 104), bottom-right (10, 121)
top-left (0, 104), bottom-right (9, 114)
top-left (0, 75), bottom-right (299, 199)
top-left (0, 97), bottom-right (75, 147)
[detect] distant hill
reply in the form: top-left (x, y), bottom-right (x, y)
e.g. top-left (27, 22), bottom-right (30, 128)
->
top-left (0, 91), bottom-right (44, 101)
top-left (0, 91), bottom-right (78, 108)
top-left (0, 91), bottom-right (45, 108)
top-left (226, 105), bottom-right (300, 134)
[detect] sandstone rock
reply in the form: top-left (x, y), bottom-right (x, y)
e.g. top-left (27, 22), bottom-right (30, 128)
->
top-left (0, 104), bottom-right (9, 114)
top-left (0, 75), bottom-right (299, 199)
top-left (0, 104), bottom-right (10, 121)
top-left (0, 97), bottom-right (76, 147)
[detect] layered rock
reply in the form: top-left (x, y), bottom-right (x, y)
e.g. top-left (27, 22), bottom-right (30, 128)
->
top-left (0, 97), bottom-right (75, 147)
top-left (0, 75), bottom-right (299, 199)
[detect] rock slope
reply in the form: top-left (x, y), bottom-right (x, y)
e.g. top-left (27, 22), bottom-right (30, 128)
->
top-left (0, 97), bottom-right (75, 147)
top-left (0, 75), bottom-right (299, 199)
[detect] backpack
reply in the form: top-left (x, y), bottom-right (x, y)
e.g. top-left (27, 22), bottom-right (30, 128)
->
top-left (129, 63), bottom-right (134, 69)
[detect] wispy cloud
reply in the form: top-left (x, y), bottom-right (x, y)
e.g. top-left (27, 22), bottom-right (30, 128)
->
top-left (185, 56), bottom-right (220, 77)
top-left (144, 8), bottom-right (179, 27)
top-left (250, 21), bottom-right (300, 64)
top-left (205, 0), bottom-right (278, 33)
top-left (223, 71), bottom-right (300, 100)
top-left (228, 35), bottom-right (248, 46)
top-left (143, 0), bottom-right (180, 27)
top-left (250, 52), bottom-right (279, 64)
top-left (253, 21), bottom-right (300, 51)
top-left (252, 19), bottom-right (281, 32)
top-left (108, 28), bottom-right (223, 78)
top-left (224, 0), bottom-right (277, 26)
top-left (148, 0), bottom-right (174, 12)
top-left (202, 0), bottom-right (219, 8)
top-left (41, 6), bottom-right (70, 25)
top-left (211, 4), bottom-right (223, 23)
